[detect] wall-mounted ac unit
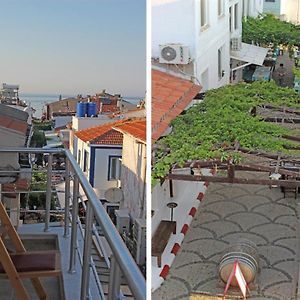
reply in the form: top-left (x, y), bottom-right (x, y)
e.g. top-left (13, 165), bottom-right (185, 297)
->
top-left (159, 44), bottom-right (190, 64)
top-left (231, 36), bottom-right (242, 51)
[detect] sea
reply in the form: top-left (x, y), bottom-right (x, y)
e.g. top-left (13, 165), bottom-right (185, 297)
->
top-left (20, 94), bottom-right (142, 119)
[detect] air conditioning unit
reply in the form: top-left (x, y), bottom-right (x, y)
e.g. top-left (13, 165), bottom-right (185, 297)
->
top-left (159, 44), bottom-right (190, 64)
top-left (132, 218), bottom-right (146, 266)
top-left (231, 36), bottom-right (242, 51)
top-left (115, 209), bottom-right (130, 234)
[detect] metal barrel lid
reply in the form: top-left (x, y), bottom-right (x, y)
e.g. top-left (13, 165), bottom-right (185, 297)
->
top-left (218, 239), bottom-right (259, 286)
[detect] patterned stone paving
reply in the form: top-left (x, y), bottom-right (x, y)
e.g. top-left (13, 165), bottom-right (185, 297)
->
top-left (153, 172), bottom-right (299, 300)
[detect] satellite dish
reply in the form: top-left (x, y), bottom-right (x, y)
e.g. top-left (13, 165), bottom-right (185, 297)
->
top-left (104, 187), bottom-right (123, 203)
top-left (161, 46), bottom-right (177, 62)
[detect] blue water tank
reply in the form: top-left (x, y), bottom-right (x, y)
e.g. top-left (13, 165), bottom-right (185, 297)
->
top-left (87, 102), bottom-right (97, 117)
top-left (76, 102), bottom-right (86, 117)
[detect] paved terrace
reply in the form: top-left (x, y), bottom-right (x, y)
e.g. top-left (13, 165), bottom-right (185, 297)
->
top-left (153, 171), bottom-right (299, 300)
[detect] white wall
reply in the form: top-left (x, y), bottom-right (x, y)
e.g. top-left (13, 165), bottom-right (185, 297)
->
top-left (196, 0), bottom-right (231, 89)
top-left (152, 0), bottom-right (196, 58)
top-left (93, 146), bottom-right (122, 199)
top-left (243, 0), bottom-right (263, 17)
top-left (281, 0), bottom-right (300, 24)
top-left (120, 135), bottom-right (146, 220)
top-left (76, 139), bottom-right (91, 178)
top-left (72, 115), bottom-right (114, 131)
top-left (152, 0), bottom-right (233, 90)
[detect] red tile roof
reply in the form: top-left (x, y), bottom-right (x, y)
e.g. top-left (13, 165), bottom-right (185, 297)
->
top-left (152, 69), bottom-right (202, 141)
top-left (2, 179), bottom-right (29, 197)
top-left (102, 104), bottom-right (119, 113)
top-left (0, 116), bottom-right (28, 135)
top-left (75, 120), bottom-right (127, 145)
top-left (114, 119), bottom-right (146, 143)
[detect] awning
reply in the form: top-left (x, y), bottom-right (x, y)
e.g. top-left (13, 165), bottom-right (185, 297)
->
top-left (231, 42), bottom-right (268, 66)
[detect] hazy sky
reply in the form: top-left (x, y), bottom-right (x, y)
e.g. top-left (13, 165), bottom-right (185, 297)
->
top-left (0, 0), bottom-right (146, 97)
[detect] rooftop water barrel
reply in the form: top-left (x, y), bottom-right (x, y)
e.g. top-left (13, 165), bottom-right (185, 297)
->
top-left (219, 239), bottom-right (259, 286)
top-left (87, 102), bottom-right (97, 117)
top-left (76, 102), bottom-right (86, 117)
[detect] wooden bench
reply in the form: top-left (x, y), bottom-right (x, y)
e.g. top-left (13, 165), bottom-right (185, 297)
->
top-left (152, 220), bottom-right (176, 267)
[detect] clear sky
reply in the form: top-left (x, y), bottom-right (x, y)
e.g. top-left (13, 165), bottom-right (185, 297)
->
top-left (0, 0), bottom-right (146, 97)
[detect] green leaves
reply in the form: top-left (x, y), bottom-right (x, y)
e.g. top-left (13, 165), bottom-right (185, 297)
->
top-left (243, 14), bottom-right (300, 47)
top-left (153, 81), bottom-right (300, 179)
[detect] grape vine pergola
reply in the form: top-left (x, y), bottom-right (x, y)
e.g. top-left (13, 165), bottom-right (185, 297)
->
top-left (153, 81), bottom-right (300, 193)
top-left (242, 14), bottom-right (300, 50)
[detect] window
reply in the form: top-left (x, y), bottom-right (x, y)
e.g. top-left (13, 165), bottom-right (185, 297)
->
top-left (218, 47), bottom-right (224, 80)
top-left (200, 0), bottom-right (208, 28)
top-left (265, 0), bottom-right (275, 2)
top-left (234, 3), bottom-right (238, 30)
top-left (83, 150), bottom-right (89, 172)
top-left (108, 156), bottom-right (122, 180)
top-left (78, 149), bottom-right (81, 165)
top-left (218, 0), bottom-right (224, 16)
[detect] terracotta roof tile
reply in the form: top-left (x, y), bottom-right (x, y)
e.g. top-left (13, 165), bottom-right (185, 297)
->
top-left (0, 116), bottom-right (28, 135)
top-left (152, 69), bottom-right (202, 141)
top-left (3, 179), bottom-right (29, 193)
top-left (114, 119), bottom-right (146, 143)
top-left (74, 120), bottom-right (127, 145)
top-left (102, 104), bottom-right (119, 113)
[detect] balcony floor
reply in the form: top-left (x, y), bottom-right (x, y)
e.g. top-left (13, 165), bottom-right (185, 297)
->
top-left (0, 222), bottom-right (99, 300)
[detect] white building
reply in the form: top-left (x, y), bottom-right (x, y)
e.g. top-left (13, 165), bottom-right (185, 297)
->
top-left (70, 115), bottom-right (117, 165)
top-left (243, 0), bottom-right (264, 17)
top-left (113, 119), bottom-right (146, 220)
top-left (263, 0), bottom-right (300, 24)
top-left (74, 120), bottom-right (126, 200)
top-left (152, 0), bottom-right (267, 89)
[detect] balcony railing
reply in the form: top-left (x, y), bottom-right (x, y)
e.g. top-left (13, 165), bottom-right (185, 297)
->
top-left (0, 147), bottom-right (146, 300)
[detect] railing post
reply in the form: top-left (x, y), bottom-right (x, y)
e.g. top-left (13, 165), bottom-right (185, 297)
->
top-left (69, 175), bottom-right (79, 273)
top-left (80, 201), bottom-right (93, 299)
top-left (108, 255), bottom-right (121, 300)
top-left (44, 154), bottom-right (53, 232)
top-left (64, 159), bottom-right (71, 238)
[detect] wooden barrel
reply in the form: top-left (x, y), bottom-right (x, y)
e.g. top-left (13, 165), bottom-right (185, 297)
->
top-left (219, 239), bottom-right (259, 286)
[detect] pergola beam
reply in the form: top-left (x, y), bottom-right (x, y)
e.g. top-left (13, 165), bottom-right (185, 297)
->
top-left (166, 174), bottom-right (300, 187)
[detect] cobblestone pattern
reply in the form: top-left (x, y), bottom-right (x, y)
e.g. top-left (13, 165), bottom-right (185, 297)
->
top-left (153, 172), bottom-right (298, 300)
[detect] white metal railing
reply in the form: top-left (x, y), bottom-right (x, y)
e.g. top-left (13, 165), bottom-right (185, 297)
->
top-left (0, 148), bottom-right (146, 300)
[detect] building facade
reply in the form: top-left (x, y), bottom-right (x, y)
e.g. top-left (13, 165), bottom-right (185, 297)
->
top-left (152, 0), bottom-right (240, 90)
top-left (152, 0), bottom-right (267, 89)
top-left (243, 0), bottom-right (264, 17)
top-left (114, 119), bottom-right (147, 220)
top-left (263, 0), bottom-right (300, 24)
top-left (74, 121), bottom-right (125, 200)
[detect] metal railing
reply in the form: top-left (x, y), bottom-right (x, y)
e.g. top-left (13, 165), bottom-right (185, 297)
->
top-left (0, 147), bottom-right (146, 300)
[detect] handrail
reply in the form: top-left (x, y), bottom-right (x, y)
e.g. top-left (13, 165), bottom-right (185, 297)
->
top-left (0, 147), bottom-right (146, 300)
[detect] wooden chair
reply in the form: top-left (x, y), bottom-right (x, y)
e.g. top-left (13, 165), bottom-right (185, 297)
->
top-left (0, 201), bottom-right (61, 300)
